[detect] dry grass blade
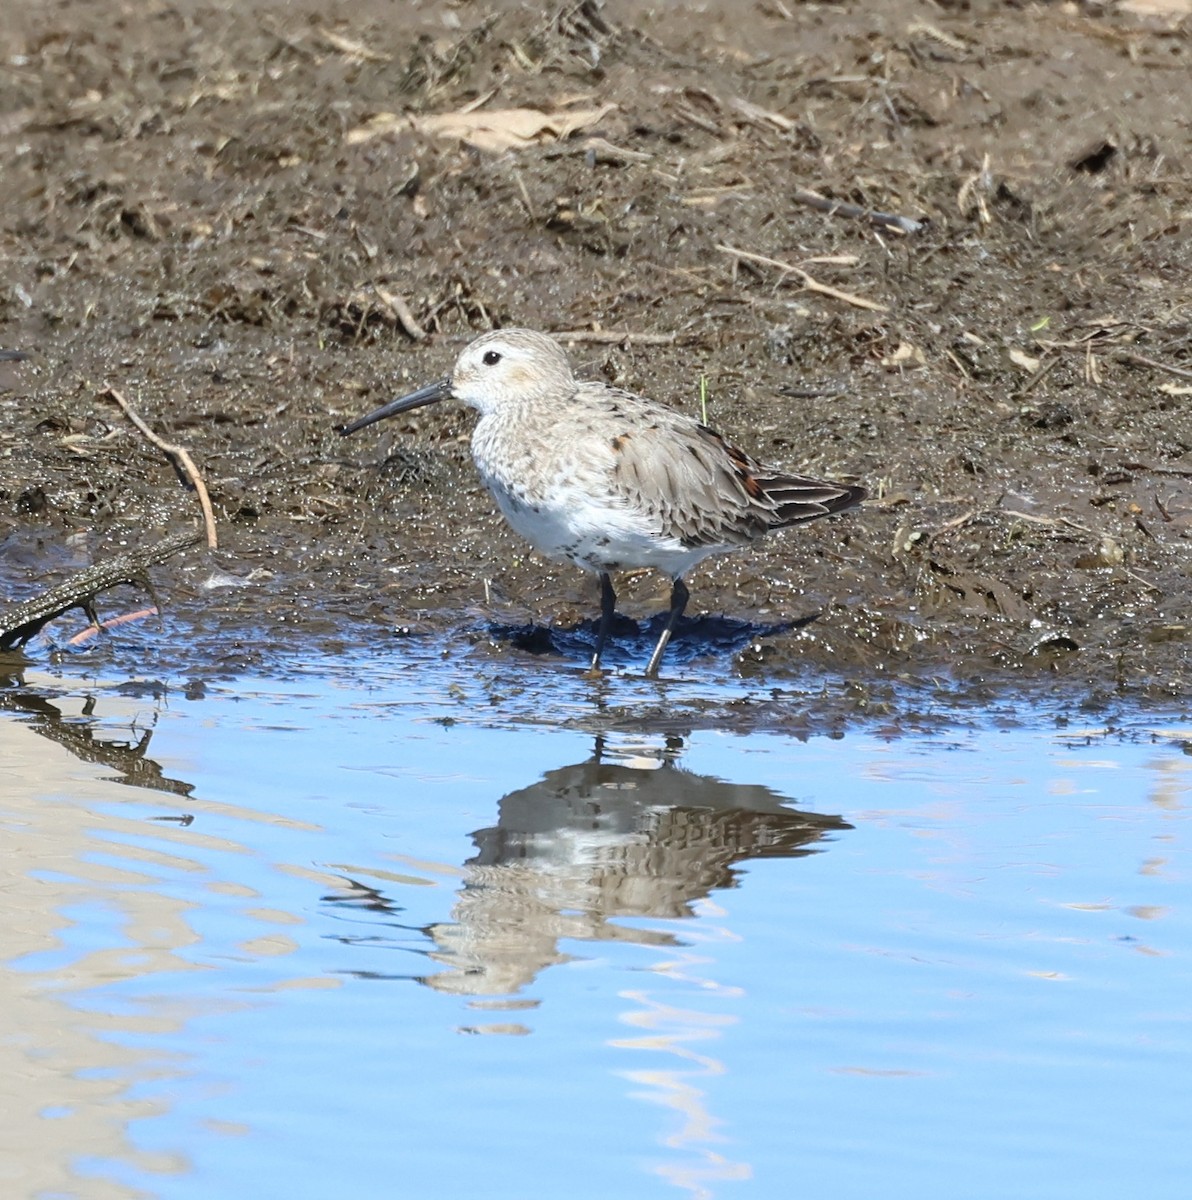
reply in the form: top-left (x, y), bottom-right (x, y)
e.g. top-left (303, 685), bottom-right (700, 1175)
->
top-left (317, 29), bottom-right (392, 63)
top-left (348, 104), bottom-right (617, 153)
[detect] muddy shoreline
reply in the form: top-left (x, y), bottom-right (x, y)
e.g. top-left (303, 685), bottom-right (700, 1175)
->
top-left (1, 0), bottom-right (1189, 706)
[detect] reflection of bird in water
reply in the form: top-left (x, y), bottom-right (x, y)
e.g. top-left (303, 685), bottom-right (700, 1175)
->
top-left (422, 748), bottom-right (851, 997)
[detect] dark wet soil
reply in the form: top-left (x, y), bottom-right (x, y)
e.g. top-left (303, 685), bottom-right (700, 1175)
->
top-left (1, 0), bottom-right (1190, 707)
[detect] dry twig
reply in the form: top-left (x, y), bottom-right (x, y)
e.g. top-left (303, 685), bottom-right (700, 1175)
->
top-left (1014, 355), bottom-right (1060, 398)
top-left (716, 244), bottom-right (888, 312)
top-left (553, 330), bottom-right (685, 345)
top-left (100, 388), bottom-right (218, 548)
top-left (373, 285), bottom-right (428, 341)
top-left (791, 187), bottom-right (924, 235)
top-left (1115, 351), bottom-right (1192, 384)
top-left (957, 153), bottom-right (993, 224)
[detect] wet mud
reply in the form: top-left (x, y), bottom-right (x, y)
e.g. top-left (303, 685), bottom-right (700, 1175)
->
top-left (1, 0), bottom-right (1190, 712)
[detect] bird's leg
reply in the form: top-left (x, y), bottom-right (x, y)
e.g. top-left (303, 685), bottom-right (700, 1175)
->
top-left (590, 572), bottom-right (617, 673)
top-left (645, 577), bottom-right (689, 678)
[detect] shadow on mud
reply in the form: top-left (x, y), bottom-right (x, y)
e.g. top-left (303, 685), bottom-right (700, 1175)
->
top-left (489, 611), bottom-right (819, 669)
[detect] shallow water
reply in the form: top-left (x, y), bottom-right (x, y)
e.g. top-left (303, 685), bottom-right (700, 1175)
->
top-left (1, 650), bottom-right (1189, 1200)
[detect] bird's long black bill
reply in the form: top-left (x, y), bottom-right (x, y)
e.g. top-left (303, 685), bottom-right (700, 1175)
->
top-left (337, 377), bottom-right (451, 436)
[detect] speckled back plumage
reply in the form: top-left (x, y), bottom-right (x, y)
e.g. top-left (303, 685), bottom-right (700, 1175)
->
top-left (454, 330), bottom-right (864, 577)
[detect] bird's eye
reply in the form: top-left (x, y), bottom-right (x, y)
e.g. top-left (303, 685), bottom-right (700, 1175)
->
top-left (482, 350), bottom-right (502, 366)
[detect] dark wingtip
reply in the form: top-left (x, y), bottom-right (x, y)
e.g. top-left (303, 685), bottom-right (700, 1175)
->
top-left (822, 482), bottom-right (867, 517)
top-left (759, 474), bottom-right (869, 528)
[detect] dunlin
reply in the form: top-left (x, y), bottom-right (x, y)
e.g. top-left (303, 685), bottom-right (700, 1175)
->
top-left (340, 329), bottom-right (865, 676)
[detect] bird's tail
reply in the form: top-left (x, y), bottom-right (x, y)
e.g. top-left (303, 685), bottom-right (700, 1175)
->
top-left (755, 475), bottom-right (867, 529)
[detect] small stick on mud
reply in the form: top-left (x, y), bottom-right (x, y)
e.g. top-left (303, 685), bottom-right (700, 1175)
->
top-left (791, 188), bottom-right (925, 236)
top-left (929, 510), bottom-right (978, 541)
top-left (553, 330), bottom-right (684, 345)
top-left (0, 529), bottom-right (201, 650)
top-left (373, 285), bottom-right (427, 341)
top-left (68, 606), bottom-right (160, 646)
top-left (1014, 355), bottom-right (1060, 398)
top-left (1114, 351), bottom-right (1192, 384)
top-left (511, 168), bottom-right (538, 222)
top-left (100, 388), bottom-right (219, 548)
top-left (716, 244), bottom-right (888, 312)
top-left (957, 154), bottom-right (993, 225)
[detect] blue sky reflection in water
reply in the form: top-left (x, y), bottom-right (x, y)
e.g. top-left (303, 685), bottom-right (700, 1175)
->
top-left (1, 658), bottom-right (1189, 1200)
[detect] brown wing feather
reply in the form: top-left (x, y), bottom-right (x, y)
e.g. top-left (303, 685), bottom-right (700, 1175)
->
top-left (715, 434), bottom-right (865, 526)
top-left (594, 382), bottom-right (864, 548)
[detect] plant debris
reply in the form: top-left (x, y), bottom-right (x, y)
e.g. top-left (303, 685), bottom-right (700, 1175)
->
top-left (0, 0), bottom-right (1188, 702)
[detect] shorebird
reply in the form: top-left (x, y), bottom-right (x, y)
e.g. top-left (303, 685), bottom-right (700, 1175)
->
top-left (340, 329), bottom-right (865, 676)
